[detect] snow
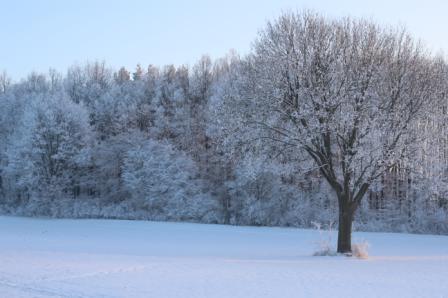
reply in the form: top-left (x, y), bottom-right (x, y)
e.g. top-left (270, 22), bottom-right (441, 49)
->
top-left (0, 216), bottom-right (447, 298)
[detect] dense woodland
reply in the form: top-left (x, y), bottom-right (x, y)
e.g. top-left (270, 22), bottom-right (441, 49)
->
top-left (0, 12), bottom-right (447, 236)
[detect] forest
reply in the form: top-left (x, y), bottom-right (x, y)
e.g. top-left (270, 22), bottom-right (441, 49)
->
top-left (0, 12), bottom-right (447, 241)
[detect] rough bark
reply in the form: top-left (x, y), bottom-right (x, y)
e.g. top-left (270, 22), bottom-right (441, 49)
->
top-left (337, 200), bottom-right (354, 253)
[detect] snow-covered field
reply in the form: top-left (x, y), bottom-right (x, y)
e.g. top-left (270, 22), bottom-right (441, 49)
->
top-left (0, 216), bottom-right (447, 298)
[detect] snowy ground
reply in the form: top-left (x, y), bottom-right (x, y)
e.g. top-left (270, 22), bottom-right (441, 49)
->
top-left (0, 216), bottom-right (447, 298)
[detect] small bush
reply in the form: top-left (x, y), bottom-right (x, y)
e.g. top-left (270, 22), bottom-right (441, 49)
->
top-left (312, 221), bottom-right (337, 256)
top-left (352, 241), bottom-right (369, 259)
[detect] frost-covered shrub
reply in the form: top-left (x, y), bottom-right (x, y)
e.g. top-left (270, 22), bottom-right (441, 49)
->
top-left (312, 221), bottom-right (337, 256)
top-left (352, 241), bottom-right (369, 259)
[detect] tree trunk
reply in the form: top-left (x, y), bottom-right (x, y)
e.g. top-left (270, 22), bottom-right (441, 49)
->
top-left (222, 194), bottom-right (231, 224)
top-left (337, 202), bottom-right (354, 253)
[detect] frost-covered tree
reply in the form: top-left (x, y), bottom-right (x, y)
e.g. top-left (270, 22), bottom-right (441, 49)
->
top-left (3, 93), bottom-right (91, 214)
top-left (114, 67), bottom-right (131, 84)
top-left (123, 139), bottom-right (216, 221)
top-left (133, 64), bottom-right (144, 81)
top-left (0, 17), bottom-right (446, 235)
top-left (89, 131), bottom-right (147, 205)
top-left (65, 61), bottom-right (112, 109)
top-left (241, 12), bottom-right (446, 252)
top-left (0, 90), bottom-right (18, 196)
top-left (0, 71), bottom-right (11, 94)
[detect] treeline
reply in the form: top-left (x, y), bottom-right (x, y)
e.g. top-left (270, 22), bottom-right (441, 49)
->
top-left (0, 13), bottom-right (447, 234)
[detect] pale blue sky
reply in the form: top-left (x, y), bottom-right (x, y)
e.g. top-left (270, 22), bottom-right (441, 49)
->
top-left (1, 0), bottom-right (447, 80)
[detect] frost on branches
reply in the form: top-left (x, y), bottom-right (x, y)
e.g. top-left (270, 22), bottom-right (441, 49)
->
top-left (241, 12), bottom-right (446, 252)
top-left (0, 13), bottom-right (447, 243)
